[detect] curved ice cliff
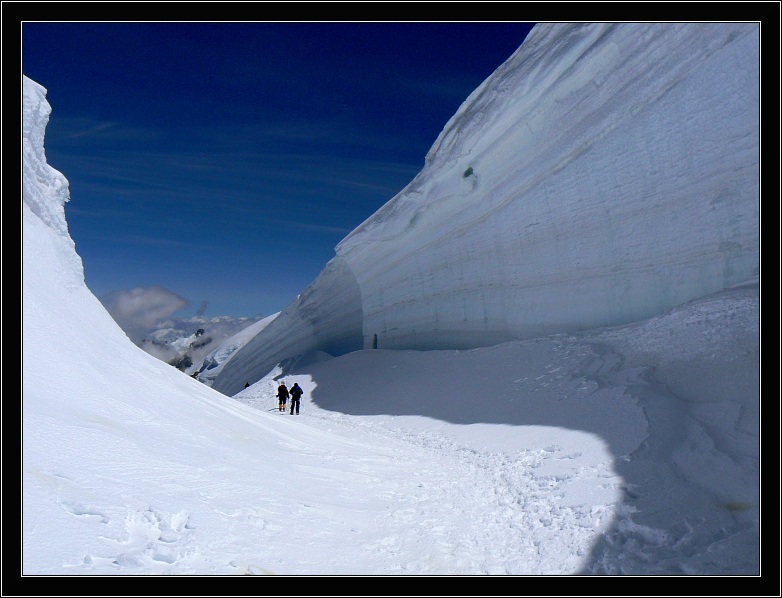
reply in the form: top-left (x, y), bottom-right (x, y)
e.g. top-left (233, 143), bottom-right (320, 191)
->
top-left (211, 23), bottom-right (759, 397)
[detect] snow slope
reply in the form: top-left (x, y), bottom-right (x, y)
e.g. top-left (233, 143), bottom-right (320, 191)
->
top-left (194, 312), bottom-right (279, 386)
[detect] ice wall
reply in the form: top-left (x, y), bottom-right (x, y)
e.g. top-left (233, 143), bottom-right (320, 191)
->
top-left (212, 23), bottom-right (759, 396)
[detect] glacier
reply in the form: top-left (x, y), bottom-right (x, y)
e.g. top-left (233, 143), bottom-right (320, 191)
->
top-left (211, 22), bottom-right (759, 396)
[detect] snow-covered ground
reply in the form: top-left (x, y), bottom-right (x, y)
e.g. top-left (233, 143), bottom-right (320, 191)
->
top-left (22, 249), bottom-right (760, 574)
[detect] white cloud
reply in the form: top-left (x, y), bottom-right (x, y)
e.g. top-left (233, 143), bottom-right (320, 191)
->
top-left (100, 286), bottom-right (189, 342)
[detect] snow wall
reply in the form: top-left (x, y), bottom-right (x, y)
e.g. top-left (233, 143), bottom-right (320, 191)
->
top-left (211, 23), bottom-right (759, 396)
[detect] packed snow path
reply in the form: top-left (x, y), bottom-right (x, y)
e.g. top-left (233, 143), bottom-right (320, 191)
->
top-left (236, 363), bottom-right (625, 575)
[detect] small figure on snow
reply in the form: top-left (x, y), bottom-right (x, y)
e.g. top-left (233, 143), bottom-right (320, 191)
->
top-left (276, 381), bottom-right (289, 412)
top-left (289, 383), bottom-right (303, 415)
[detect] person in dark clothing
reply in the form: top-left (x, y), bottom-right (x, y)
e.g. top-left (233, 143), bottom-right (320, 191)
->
top-left (276, 382), bottom-right (289, 412)
top-left (289, 383), bottom-right (303, 415)
top-left (244, 382), bottom-right (250, 389)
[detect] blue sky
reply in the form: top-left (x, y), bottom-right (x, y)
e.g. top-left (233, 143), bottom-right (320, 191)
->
top-left (23, 21), bottom-right (534, 319)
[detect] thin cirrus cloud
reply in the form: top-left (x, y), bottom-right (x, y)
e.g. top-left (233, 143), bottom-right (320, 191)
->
top-left (49, 115), bottom-right (419, 191)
